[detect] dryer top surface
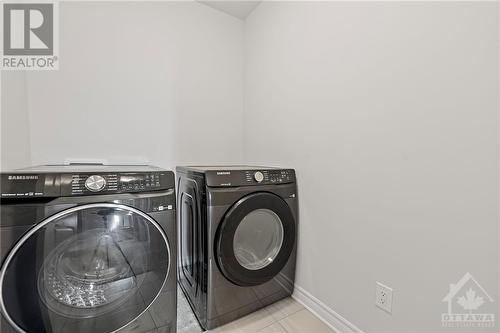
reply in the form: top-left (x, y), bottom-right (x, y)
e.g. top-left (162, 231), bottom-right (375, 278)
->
top-left (177, 165), bottom-right (282, 173)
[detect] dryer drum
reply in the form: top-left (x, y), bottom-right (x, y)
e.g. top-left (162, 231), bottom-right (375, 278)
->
top-left (216, 192), bottom-right (296, 287)
top-left (233, 208), bottom-right (284, 271)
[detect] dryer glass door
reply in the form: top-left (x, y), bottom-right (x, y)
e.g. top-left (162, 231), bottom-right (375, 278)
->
top-left (0, 203), bottom-right (170, 333)
top-left (233, 209), bottom-right (284, 270)
top-left (216, 192), bottom-right (295, 287)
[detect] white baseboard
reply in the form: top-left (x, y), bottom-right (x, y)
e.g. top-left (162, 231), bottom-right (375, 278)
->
top-left (292, 284), bottom-right (365, 333)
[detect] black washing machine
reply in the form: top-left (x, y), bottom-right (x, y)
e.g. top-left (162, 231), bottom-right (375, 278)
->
top-left (0, 165), bottom-right (177, 333)
top-left (176, 166), bottom-right (297, 330)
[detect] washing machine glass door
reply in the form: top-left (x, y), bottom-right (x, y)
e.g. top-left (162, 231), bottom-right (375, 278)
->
top-left (0, 203), bottom-right (170, 333)
top-left (216, 192), bottom-right (295, 286)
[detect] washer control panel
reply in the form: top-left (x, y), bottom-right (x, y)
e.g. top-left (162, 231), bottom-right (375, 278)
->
top-left (1, 168), bottom-right (175, 198)
top-left (62, 172), bottom-right (169, 196)
top-left (206, 169), bottom-right (295, 187)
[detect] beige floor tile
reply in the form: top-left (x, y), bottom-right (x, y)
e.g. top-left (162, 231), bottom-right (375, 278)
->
top-left (279, 309), bottom-right (335, 333)
top-left (209, 308), bottom-right (275, 333)
top-left (264, 297), bottom-right (304, 321)
top-left (256, 322), bottom-right (287, 333)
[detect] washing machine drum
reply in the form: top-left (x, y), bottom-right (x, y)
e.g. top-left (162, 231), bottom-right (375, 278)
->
top-left (0, 203), bottom-right (170, 333)
top-left (216, 192), bottom-right (296, 287)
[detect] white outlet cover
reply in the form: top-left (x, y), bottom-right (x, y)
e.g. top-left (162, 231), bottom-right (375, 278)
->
top-left (375, 282), bottom-right (393, 313)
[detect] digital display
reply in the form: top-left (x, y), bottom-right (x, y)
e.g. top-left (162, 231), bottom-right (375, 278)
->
top-left (120, 175), bottom-right (142, 183)
top-left (119, 174), bottom-right (152, 183)
top-left (119, 173), bottom-right (160, 191)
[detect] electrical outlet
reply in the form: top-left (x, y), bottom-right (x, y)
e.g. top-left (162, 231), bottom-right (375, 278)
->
top-left (375, 282), bottom-right (393, 313)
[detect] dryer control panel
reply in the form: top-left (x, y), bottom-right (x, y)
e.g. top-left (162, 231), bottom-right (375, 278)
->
top-left (205, 169), bottom-right (295, 187)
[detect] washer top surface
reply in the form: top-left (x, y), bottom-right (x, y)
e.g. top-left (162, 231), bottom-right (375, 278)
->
top-left (12, 164), bottom-right (166, 173)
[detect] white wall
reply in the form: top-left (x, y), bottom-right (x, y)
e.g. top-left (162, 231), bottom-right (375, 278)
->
top-left (1, 72), bottom-right (31, 170)
top-left (1, 1), bottom-right (244, 170)
top-left (244, 2), bottom-right (499, 332)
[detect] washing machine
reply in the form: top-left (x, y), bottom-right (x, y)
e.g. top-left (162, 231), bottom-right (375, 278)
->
top-left (176, 166), bottom-right (297, 330)
top-left (0, 165), bottom-right (177, 333)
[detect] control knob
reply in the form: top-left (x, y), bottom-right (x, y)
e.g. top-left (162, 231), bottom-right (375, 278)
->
top-left (85, 175), bottom-right (106, 192)
top-left (254, 171), bottom-right (264, 183)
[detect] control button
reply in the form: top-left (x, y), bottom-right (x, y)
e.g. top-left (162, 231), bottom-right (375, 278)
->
top-left (85, 175), bottom-right (106, 192)
top-left (254, 171), bottom-right (264, 183)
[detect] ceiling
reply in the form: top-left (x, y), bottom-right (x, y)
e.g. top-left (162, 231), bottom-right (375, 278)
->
top-left (198, 1), bottom-right (261, 20)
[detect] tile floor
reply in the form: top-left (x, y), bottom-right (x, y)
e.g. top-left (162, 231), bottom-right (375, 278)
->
top-left (125, 290), bottom-right (334, 333)
top-left (177, 286), bottom-right (204, 333)
top-left (207, 298), bottom-right (335, 333)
